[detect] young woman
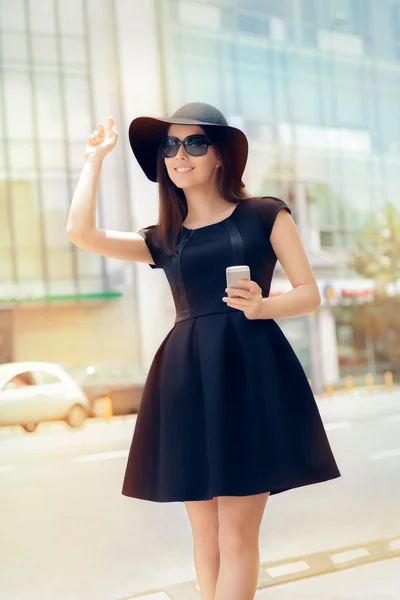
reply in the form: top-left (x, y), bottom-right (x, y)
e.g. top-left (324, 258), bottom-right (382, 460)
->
top-left (67, 102), bottom-right (341, 600)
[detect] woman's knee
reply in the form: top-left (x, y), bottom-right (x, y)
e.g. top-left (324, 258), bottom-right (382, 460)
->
top-left (185, 497), bottom-right (219, 548)
top-left (217, 493), bottom-right (270, 556)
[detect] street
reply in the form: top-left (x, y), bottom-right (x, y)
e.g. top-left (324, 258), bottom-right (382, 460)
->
top-left (0, 391), bottom-right (399, 600)
top-left (255, 557), bottom-right (400, 599)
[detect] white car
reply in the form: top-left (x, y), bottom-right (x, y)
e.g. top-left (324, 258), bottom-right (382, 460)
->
top-left (0, 361), bottom-right (91, 432)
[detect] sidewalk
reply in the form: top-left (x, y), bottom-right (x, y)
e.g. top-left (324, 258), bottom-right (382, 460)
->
top-left (256, 556), bottom-right (400, 599)
top-left (121, 536), bottom-right (400, 600)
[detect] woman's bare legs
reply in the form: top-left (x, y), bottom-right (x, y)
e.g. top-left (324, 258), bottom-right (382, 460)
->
top-left (184, 497), bottom-right (220, 600)
top-left (215, 492), bottom-right (270, 600)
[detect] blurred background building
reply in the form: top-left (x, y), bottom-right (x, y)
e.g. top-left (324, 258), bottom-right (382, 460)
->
top-left (1, 0), bottom-right (400, 392)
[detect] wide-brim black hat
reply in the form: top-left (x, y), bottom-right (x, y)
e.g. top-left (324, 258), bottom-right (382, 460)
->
top-left (128, 102), bottom-right (248, 188)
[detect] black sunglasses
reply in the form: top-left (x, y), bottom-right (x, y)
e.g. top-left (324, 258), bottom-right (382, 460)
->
top-left (159, 134), bottom-right (212, 158)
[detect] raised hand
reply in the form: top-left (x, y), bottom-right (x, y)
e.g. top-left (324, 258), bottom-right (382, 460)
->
top-left (85, 116), bottom-right (119, 161)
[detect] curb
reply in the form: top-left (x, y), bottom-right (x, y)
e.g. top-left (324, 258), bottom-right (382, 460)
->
top-left (120, 535), bottom-right (400, 600)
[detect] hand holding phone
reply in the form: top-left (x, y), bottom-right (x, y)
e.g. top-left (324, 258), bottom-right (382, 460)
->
top-left (226, 266), bottom-right (251, 298)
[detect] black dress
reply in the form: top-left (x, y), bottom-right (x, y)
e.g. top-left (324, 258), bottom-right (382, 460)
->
top-left (121, 196), bottom-right (341, 502)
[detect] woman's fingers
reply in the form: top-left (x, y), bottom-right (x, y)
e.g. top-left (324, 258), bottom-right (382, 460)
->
top-left (87, 123), bottom-right (104, 146)
top-left (108, 115), bottom-right (118, 137)
top-left (106, 116), bottom-right (118, 142)
top-left (97, 122), bottom-right (105, 139)
top-left (86, 116), bottom-right (118, 156)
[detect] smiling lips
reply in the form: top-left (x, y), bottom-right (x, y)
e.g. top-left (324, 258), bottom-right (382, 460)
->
top-left (175, 167), bottom-right (195, 173)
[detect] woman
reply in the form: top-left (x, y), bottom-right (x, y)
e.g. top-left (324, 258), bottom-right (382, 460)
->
top-left (67, 102), bottom-right (341, 600)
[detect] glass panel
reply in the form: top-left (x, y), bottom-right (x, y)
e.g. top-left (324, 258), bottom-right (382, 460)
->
top-left (68, 142), bottom-right (87, 170)
top-left (3, 72), bottom-right (34, 139)
top-left (178, 1), bottom-right (221, 29)
top-left (351, 0), bottom-right (372, 38)
top-left (303, 25), bottom-right (317, 46)
top-left (391, 2), bottom-right (400, 42)
top-left (47, 247), bottom-right (74, 281)
top-left (176, 32), bottom-right (220, 61)
top-left (336, 86), bottom-right (366, 128)
top-left (0, 181), bottom-right (13, 280)
top-left (57, 0), bottom-right (84, 35)
top-left (237, 0), bottom-right (289, 18)
top-left (235, 42), bottom-right (270, 67)
top-left (182, 60), bottom-right (222, 107)
top-left (42, 177), bottom-right (70, 214)
top-left (289, 76), bottom-right (321, 125)
top-left (29, 0), bottom-right (56, 34)
top-left (333, 58), bottom-right (363, 83)
top-left (237, 69), bottom-right (273, 119)
top-left (1, 33), bottom-right (29, 63)
top-left (307, 182), bottom-right (335, 227)
top-left (381, 92), bottom-right (400, 145)
top-left (0, 0), bottom-right (25, 32)
top-left (60, 36), bottom-right (87, 66)
top-left (341, 184), bottom-right (375, 228)
top-left (341, 156), bottom-right (370, 183)
top-left (31, 35), bottom-right (58, 64)
top-left (237, 13), bottom-right (269, 36)
top-left (9, 143), bottom-right (35, 169)
top-left (35, 74), bottom-right (64, 140)
top-left (42, 179), bottom-right (74, 281)
top-left (272, 73), bottom-right (290, 121)
top-left (12, 180), bottom-right (43, 279)
top-left (270, 48), bottom-right (288, 72)
top-left (64, 74), bottom-right (91, 140)
top-left (39, 143), bottom-right (66, 169)
top-left (288, 52), bottom-right (318, 76)
top-left (76, 246), bottom-right (103, 278)
top-left (385, 157), bottom-right (400, 182)
top-left (300, 0), bottom-right (317, 24)
top-left (220, 7), bottom-right (236, 29)
top-left (386, 181), bottom-right (400, 210)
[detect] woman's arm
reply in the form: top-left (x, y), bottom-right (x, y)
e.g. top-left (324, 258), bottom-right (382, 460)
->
top-left (66, 154), bottom-right (102, 233)
top-left (259, 209), bottom-right (321, 319)
top-left (66, 117), bottom-right (156, 265)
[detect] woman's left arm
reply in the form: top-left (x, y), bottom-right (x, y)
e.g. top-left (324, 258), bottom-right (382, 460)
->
top-left (258, 209), bottom-right (321, 319)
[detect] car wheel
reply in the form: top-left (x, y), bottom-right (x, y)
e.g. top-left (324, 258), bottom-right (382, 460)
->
top-left (21, 422), bottom-right (38, 433)
top-left (66, 404), bottom-right (87, 428)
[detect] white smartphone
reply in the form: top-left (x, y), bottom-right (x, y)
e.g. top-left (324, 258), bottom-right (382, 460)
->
top-left (226, 265), bottom-right (251, 298)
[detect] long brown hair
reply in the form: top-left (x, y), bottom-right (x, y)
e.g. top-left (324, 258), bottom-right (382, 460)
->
top-left (151, 124), bottom-right (265, 256)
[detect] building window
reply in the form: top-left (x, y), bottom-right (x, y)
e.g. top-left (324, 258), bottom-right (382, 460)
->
top-left (237, 13), bottom-right (270, 36)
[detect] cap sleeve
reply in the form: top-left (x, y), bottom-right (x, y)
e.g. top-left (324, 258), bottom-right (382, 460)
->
top-left (252, 196), bottom-right (291, 239)
top-left (136, 225), bottom-right (163, 269)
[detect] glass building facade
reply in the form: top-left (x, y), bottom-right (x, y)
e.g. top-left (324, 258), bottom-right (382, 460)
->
top-left (157, 0), bottom-right (400, 382)
top-left (0, 0), bottom-right (128, 302)
top-left (0, 0), bottom-right (139, 368)
top-left (1, 0), bottom-right (400, 386)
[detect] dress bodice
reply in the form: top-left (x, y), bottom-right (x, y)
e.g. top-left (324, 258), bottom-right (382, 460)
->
top-left (136, 196), bottom-right (291, 325)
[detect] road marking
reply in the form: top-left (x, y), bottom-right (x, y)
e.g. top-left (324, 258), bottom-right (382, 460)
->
top-left (0, 465), bottom-right (13, 473)
top-left (265, 560), bottom-right (310, 577)
top-left (330, 547), bottom-right (370, 564)
top-left (121, 534), bottom-right (400, 598)
top-left (73, 450), bottom-right (128, 462)
top-left (369, 447), bottom-right (400, 460)
top-left (324, 421), bottom-right (350, 430)
top-left (389, 538), bottom-right (400, 551)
